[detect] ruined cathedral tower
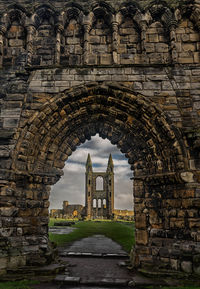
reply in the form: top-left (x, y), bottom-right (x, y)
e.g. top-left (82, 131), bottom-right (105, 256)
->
top-left (85, 154), bottom-right (114, 219)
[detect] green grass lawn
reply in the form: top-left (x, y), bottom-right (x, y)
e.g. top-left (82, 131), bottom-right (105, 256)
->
top-left (0, 280), bottom-right (39, 289)
top-left (49, 220), bottom-right (135, 252)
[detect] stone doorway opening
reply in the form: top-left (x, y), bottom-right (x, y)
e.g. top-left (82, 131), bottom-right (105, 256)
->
top-left (5, 83), bottom-right (194, 275)
top-left (49, 134), bottom-right (133, 221)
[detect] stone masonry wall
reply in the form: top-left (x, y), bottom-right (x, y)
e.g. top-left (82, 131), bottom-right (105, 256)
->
top-left (0, 0), bottom-right (200, 278)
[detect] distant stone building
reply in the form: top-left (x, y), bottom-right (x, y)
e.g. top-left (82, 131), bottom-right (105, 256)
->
top-left (114, 209), bottom-right (134, 221)
top-left (85, 154), bottom-right (114, 219)
top-left (50, 201), bottom-right (84, 219)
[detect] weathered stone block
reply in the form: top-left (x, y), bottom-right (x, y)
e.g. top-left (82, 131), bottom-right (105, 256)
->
top-left (0, 207), bottom-right (18, 217)
top-left (135, 214), bottom-right (146, 229)
top-left (136, 230), bottom-right (148, 246)
top-left (148, 34), bottom-right (159, 42)
top-left (8, 39), bottom-right (24, 47)
top-left (156, 43), bottom-right (169, 53)
top-left (0, 257), bottom-right (8, 269)
top-left (144, 43), bottom-right (155, 53)
top-left (8, 256), bottom-right (26, 269)
top-left (181, 261), bottom-right (192, 273)
top-left (100, 54), bottom-right (112, 65)
top-left (143, 81), bottom-right (161, 90)
top-left (182, 43), bottom-right (196, 52)
top-left (170, 259), bottom-right (179, 270)
top-left (0, 227), bottom-right (14, 237)
top-left (178, 57), bottom-right (194, 64)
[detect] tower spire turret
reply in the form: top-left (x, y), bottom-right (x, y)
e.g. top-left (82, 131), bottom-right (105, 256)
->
top-left (86, 153), bottom-right (93, 172)
top-left (107, 153), bottom-right (114, 173)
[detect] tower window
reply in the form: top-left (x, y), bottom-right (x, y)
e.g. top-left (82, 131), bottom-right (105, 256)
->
top-left (96, 176), bottom-right (103, 190)
top-left (98, 199), bottom-right (101, 208)
top-left (88, 191), bottom-right (90, 197)
top-left (110, 192), bottom-right (111, 197)
top-left (109, 180), bottom-right (111, 186)
top-left (93, 199), bottom-right (97, 208)
top-left (89, 179), bottom-right (91, 185)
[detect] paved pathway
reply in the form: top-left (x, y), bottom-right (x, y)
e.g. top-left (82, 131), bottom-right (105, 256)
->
top-left (49, 227), bottom-right (76, 235)
top-left (31, 234), bottom-right (156, 289)
top-left (59, 234), bottom-right (127, 255)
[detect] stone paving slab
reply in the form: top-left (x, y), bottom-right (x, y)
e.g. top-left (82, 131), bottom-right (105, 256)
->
top-left (80, 277), bottom-right (129, 286)
top-left (49, 227), bottom-right (76, 235)
top-left (59, 252), bottom-right (128, 258)
top-left (62, 257), bottom-right (131, 279)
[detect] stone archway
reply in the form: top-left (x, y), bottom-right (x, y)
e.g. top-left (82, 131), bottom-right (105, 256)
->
top-left (2, 83), bottom-right (197, 275)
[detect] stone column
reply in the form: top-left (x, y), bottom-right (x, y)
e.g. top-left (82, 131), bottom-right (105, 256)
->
top-left (140, 21), bottom-right (147, 54)
top-left (87, 195), bottom-right (92, 219)
top-left (169, 26), bottom-right (178, 64)
top-left (83, 23), bottom-right (91, 65)
top-left (0, 31), bottom-right (4, 68)
top-left (26, 25), bottom-right (36, 66)
top-left (0, 26), bottom-right (6, 68)
top-left (55, 24), bottom-right (64, 65)
top-left (101, 199), bottom-right (104, 218)
top-left (159, 9), bottom-right (178, 64)
top-left (111, 21), bottom-right (119, 64)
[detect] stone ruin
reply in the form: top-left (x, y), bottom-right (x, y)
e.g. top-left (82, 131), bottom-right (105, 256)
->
top-left (85, 153), bottom-right (114, 219)
top-left (51, 153), bottom-right (115, 220)
top-left (50, 154), bottom-right (134, 221)
top-left (50, 201), bottom-right (84, 219)
top-left (0, 0), bottom-right (200, 278)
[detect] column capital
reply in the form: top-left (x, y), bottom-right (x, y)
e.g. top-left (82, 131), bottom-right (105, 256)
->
top-left (0, 25), bottom-right (6, 35)
top-left (55, 23), bottom-right (64, 33)
top-left (83, 22), bottom-right (91, 33)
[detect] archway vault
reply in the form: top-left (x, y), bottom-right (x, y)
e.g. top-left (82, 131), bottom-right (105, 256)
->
top-left (12, 82), bottom-right (188, 184)
top-left (5, 82), bottom-right (198, 274)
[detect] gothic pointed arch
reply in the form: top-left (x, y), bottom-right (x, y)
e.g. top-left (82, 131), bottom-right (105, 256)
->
top-left (63, 4), bottom-right (84, 28)
top-left (0, 6), bottom-right (27, 67)
top-left (119, 1), bottom-right (143, 28)
top-left (175, 0), bottom-right (200, 64)
top-left (91, 1), bottom-right (114, 26)
top-left (179, 0), bottom-right (200, 31)
top-left (91, 1), bottom-right (115, 15)
top-left (87, 2), bottom-right (113, 65)
top-left (0, 4), bottom-right (28, 31)
top-left (148, 0), bottom-right (177, 34)
top-left (118, 1), bottom-right (143, 63)
top-left (31, 5), bottom-right (58, 66)
top-left (12, 83), bottom-right (187, 182)
top-left (60, 4), bottom-right (84, 65)
top-left (32, 4), bottom-right (58, 29)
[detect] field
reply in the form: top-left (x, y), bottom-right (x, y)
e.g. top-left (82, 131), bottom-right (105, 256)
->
top-left (49, 219), bottom-right (135, 252)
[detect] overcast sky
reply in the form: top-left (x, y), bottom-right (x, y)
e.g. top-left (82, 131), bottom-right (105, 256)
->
top-left (50, 135), bottom-right (133, 210)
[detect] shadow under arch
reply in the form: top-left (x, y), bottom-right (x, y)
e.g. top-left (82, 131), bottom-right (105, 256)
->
top-left (11, 82), bottom-right (191, 271)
